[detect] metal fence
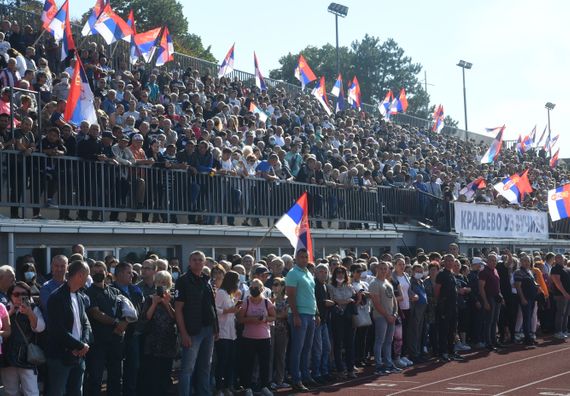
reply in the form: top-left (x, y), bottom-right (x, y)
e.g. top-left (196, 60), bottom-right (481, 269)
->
top-left (0, 151), bottom-right (456, 229)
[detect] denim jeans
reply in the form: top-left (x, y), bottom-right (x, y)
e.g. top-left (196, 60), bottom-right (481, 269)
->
top-left (179, 325), bottom-right (215, 396)
top-left (288, 314), bottom-right (315, 384)
top-left (554, 296), bottom-right (570, 333)
top-left (311, 322), bottom-right (331, 378)
top-left (373, 316), bottom-right (395, 368)
top-left (46, 357), bottom-right (86, 396)
top-left (482, 298), bottom-right (500, 346)
top-left (520, 298), bottom-right (536, 341)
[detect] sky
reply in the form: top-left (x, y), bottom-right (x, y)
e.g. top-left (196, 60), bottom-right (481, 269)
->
top-left (70, 0), bottom-right (570, 157)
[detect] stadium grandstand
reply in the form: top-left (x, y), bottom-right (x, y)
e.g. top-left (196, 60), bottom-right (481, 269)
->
top-left (0, 1), bottom-right (568, 395)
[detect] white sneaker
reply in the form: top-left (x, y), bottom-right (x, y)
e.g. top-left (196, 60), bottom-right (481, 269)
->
top-left (394, 358), bottom-right (407, 368)
top-left (554, 332), bottom-right (566, 340)
top-left (244, 389), bottom-right (254, 396)
top-left (454, 342), bottom-right (469, 351)
top-left (563, 332), bottom-right (569, 338)
top-left (260, 387), bottom-right (273, 396)
top-left (401, 357), bottom-right (414, 366)
top-left (514, 332), bottom-right (524, 343)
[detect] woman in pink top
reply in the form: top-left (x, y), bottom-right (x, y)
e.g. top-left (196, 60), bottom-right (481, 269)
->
top-left (0, 301), bottom-right (11, 356)
top-left (237, 279), bottom-right (276, 396)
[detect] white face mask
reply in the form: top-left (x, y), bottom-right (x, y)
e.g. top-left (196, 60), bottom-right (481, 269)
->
top-left (414, 273), bottom-right (423, 280)
top-left (238, 274), bottom-right (246, 283)
top-left (336, 277), bottom-right (345, 284)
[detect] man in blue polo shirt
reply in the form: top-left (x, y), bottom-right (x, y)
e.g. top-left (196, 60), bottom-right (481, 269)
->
top-left (286, 248), bottom-right (317, 392)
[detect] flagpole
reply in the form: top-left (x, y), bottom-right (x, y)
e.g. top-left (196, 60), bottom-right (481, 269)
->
top-left (32, 30), bottom-right (46, 47)
top-left (251, 223), bottom-right (277, 259)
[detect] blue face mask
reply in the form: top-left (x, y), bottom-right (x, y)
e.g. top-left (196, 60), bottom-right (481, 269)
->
top-left (24, 271), bottom-right (35, 281)
top-left (238, 274), bottom-right (246, 283)
top-left (171, 272), bottom-right (180, 281)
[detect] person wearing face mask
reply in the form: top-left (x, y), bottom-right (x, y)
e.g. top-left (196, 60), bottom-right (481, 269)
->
top-left (19, 263), bottom-right (40, 303)
top-left (407, 264), bottom-right (428, 363)
top-left (467, 258), bottom-right (485, 348)
top-left (232, 264), bottom-right (249, 300)
top-left (85, 262), bottom-right (128, 396)
top-left (236, 278), bottom-right (276, 396)
top-left (327, 265), bottom-right (360, 379)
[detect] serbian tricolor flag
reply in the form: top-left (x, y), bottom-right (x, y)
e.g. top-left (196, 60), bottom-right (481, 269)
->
top-left (126, 10), bottom-right (143, 65)
top-left (335, 83), bottom-right (346, 113)
top-left (347, 76), bottom-right (361, 109)
top-left (41, 0), bottom-right (57, 30)
top-left (550, 148), bottom-right (560, 169)
top-left (64, 57), bottom-right (98, 126)
top-left (459, 176), bottom-right (487, 201)
top-left (249, 102), bottom-right (268, 123)
top-left (522, 134), bottom-right (533, 152)
top-left (432, 104), bottom-right (445, 133)
top-left (82, 0), bottom-right (108, 37)
top-left (133, 27), bottom-right (161, 63)
top-left (331, 74), bottom-right (342, 97)
top-left (480, 125), bottom-right (505, 164)
top-left (545, 133), bottom-right (559, 153)
top-left (218, 43), bottom-right (235, 79)
top-left (275, 192), bottom-right (314, 263)
top-left (93, 4), bottom-right (133, 45)
top-left (529, 125), bottom-right (537, 147)
top-left (398, 88), bottom-right (409, 112)
top-left (516, 135), bottom-right (525, 156)
top-left (294, 54), bottom-right (317, 90)
top-left (548, 184), bottom-right (570, 222)
top-left (379, 90), bottom-right (394, 118)
top-left (47, 0), bottom-right (68, 42)
top-left (254, 52), bottom-right (267, 91)
top-left (155, 27), bottom-right (174, 67)
top-left (311, 76), bottom-right (331, 116)
top-left (494, 169), bottom-right (533, 204)
top-left (60, 6), bottom-right (75, 61)
top-left (536, 125), bottom-right (547, 147)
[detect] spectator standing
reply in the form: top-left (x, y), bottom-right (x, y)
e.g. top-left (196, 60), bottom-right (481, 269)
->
top-left (85, 262), bottom-right (127, 396)
top-left (39, 255), bottom-right (68, 318)
top-left (175, 251), bottom-right (219, 396)
top-left (369, 261), bottom-right (398, 375)
top-left (407, 264), bottom-right (428, 362)
top-left (479, 253), bottom-right (503, 350)
top-left (513, 256), bottom-right (539, 346)
top-left (435, 254), bottom-right (464, 362)
top-left (45, 260), bottom-right (92, 396)
top-left (285, 248), bottom-right (317, 392)
top-left (550, 254), bottom-right (570, 340)
top-left (311, 264), bottom-right (333, 383)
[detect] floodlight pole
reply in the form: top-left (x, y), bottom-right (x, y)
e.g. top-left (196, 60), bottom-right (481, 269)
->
top-left (461, 66), bottom-right (468, 132)
top-left (335, 14), bottom-right (339, 77)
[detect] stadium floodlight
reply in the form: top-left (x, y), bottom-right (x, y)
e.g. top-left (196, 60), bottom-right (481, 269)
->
top-left (545, 102), bottom-right (556, 154)
top-left (328, 3), bottom-right (349, 17)
top-left (545, 102), bottom-right (556, 110)
top-left (457, 60), bottom-right (473, 134)
top-left (328, 3), bottom-right (349, 76)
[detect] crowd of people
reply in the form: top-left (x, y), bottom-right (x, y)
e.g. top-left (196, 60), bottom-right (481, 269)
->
top-left (0, 12), bottom-right (567, 225)
top-left (0, 242), bottom-right (568, 395)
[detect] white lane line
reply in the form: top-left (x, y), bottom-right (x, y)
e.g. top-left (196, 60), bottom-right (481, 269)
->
top-left (449, 383), bottom-right (505, 388)
top-left (537, 388), bottom-right (570, 392)
top-left (494, 371), bottom-right (570, 395)
top-left (385, 346), bottom-right (570, 396)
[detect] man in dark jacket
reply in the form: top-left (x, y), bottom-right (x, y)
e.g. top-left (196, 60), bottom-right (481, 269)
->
top-left (46, 259), bottom-right (92, 396)
top-left (174, 250), bottom-right (219, 396)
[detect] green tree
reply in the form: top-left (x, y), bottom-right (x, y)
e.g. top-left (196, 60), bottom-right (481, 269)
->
top-left (80, 0), bottom-right (215, 62)
top-left (270, 34), bottom-right (430, 118)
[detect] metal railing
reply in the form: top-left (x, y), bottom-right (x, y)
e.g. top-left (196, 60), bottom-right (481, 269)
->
top-left (0, 151), bottom-right (456, 230)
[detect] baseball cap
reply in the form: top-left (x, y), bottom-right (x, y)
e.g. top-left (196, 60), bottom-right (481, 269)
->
top-left (101, 131), bottom-right (114, 139)
top-left (132, 133), bottom-right (144, 141)
top-left (253, 266), bottom-right (271, 276)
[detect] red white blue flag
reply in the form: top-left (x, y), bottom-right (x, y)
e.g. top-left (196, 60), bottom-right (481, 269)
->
top-left (93, 3), bottom-right (133, 45)
top-left (60, 3), bottom-right (75, 61)
top-left (379, 90), bottom-right (394, 118)
top-left (249, 102), bottom-right (268, 123)
top-left (548, 184), bottom-right (570, 221)
top-left (218, 43), bottom-right (235, 79)
top-left (254, 52), bottom-right (267, 91)
top-left (480, 125), bottom-right (505, 164)
top-left (294, 54), bottom-right (317, 90)
top-left (155, 26), bottom-right (174, 67)
top-left (82, 0), bottom-right (108, 37)
top-left (47, 0), bottom-right (69, 42)
top-left (347, 76), bottom-right (361, 109)
top-left (275, 192), bottom-right (314, 263)
top-left (432, 105), bottom-right (445, 133)
top-left (493, 169), bottom-right (533, 204)
top-left (133, 27), bottom-right (162, 63)
top-left (41, 0), bottom-right (57, 30)
top-left (64, 57), bottom-right (98, 126)
top-left (331, 74), bottom-right (342, 97)
top-left (550, 149), bottom-right (560, 169)
top-left (459, 176), bottom-right (486, 201)
top-left (312, 76), bottom-right (331, 116)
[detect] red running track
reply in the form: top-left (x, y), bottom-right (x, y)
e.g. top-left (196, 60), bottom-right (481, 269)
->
top-left (282, 337), bottom-right (570, 396)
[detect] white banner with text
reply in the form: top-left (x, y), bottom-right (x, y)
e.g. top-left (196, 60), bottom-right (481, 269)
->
top-left (454, 202), bottom-right (549, 240)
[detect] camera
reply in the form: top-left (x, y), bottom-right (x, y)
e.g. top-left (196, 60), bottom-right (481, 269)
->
top-left (156, 286), bottom-right (165, 297)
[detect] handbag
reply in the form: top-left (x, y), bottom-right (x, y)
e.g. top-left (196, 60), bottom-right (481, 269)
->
top-left (352, 302), bottom-right (372, 328)
top-left (14, 316), bottom-right (46, 366)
